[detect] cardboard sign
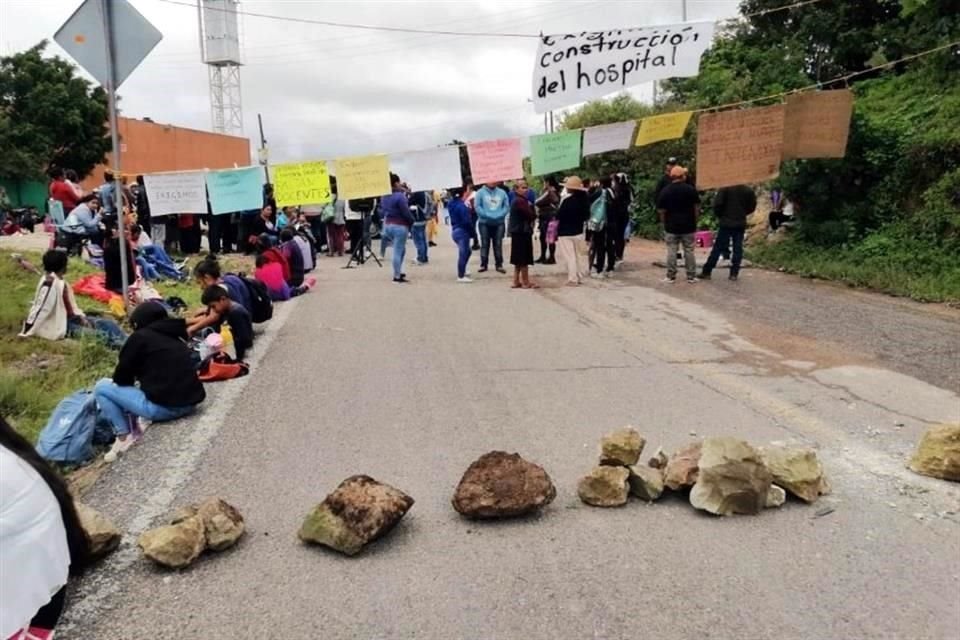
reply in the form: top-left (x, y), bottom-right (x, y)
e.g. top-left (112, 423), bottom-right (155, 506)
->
top-left (532, 21), bottom-right (715, 113)
top-left (530, 130), bottom-right (582, 176)
top-left (273, 162), bottom-right (332, 207)
top-left (467, 138), bottom-right (524, 185)
top-left (696, 105), bottom-right (785, 190)
top-left (389, 147), bottom-right (463, 191)
top-left (582, 121), bottom-right (637, 156)
top-left (635, 111), bottom-right (693, 146)
top-left (142, 171), bottom-right (207, 216)
top-left (783, 89), bottom-right (854, 159)
top-left (205, 166), bottom-right (264, 215)
top-left (334, 155), bottom-right (391, 200)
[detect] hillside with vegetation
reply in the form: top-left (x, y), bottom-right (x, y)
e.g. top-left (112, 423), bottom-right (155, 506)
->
top-left (557, 0), bottom-right (959, 301)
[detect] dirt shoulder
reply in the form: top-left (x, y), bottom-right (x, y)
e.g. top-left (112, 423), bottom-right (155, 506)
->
top-left (620, 239), bottom-right (960, 393)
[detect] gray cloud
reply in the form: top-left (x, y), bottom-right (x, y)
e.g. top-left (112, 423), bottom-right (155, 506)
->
top-left (0, 0), bottom-right (739, 163)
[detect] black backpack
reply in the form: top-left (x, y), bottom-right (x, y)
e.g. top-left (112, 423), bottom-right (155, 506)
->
top-left (240, 275), bottom-right (273, 323)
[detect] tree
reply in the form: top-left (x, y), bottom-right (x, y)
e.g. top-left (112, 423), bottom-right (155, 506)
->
top-left (0, 41), bottom-right (110, 181)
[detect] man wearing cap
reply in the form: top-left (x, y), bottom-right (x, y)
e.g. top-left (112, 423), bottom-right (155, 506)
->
top-left (656, 166), bottom-right (700, 283)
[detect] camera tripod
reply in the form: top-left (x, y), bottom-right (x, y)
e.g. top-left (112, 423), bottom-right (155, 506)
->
top-left (344, 213), bottom-right (382, 269)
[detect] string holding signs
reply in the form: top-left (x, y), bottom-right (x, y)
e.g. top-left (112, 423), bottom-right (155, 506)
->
top-left (696, 104), bottom-right (786, 190)
top-left (273, 162), bottom-right (332, 207)
top-left (142, 171), bottom-right (207, 217)
top-left (782, 89), bottom-right (854, 160)
top-left (635, 111), bottom-right (693, 147)
top-left (467, 138), bottom-right (524, 185)
top-left (530, 130), bottom-right (583, 176)
top-left (532, 21), bottom-right (716, 113)
top-left (205, 166), bottom-right (264, 215)
top-left (582, 121), bottom-right (637, 157)
top-left (389, 147), bottom-right (463, 192)
top-left (334, 155), bottom-right (391, 200)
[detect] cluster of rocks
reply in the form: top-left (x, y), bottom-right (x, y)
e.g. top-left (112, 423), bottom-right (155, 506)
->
top-left (138, 497), bottom-right (245, 568)
top-left (299, 475), bottom-right (415, 556)
top-left (908, 423), bottom-right (960, 482)
top-left (577, 427), bottom-right (830, 515)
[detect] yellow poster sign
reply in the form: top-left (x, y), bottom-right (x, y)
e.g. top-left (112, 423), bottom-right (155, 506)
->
top-left (635, 111), bottom-right (694, 147)
top-left (334, 154), bottom-right (391, 201)
top-left (273, 162), bottom-right (332, 207)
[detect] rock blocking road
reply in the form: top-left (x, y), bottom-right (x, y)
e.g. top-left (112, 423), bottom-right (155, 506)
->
top-left (63, 243), bottom-right (960, 639)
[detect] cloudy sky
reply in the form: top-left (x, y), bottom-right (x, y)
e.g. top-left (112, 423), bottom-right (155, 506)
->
top-left (0, 0), bottom-right (739, 163)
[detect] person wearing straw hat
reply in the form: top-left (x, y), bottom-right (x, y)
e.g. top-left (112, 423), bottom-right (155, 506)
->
top-left (555, 176), bottom-right (591, 286)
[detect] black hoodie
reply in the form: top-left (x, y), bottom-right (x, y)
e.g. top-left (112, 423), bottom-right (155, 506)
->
top-left (112, 316), bottom-right (206, 407)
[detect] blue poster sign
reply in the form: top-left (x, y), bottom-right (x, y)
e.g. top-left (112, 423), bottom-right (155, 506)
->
top-left (206, 166), bottom-right (264, 215)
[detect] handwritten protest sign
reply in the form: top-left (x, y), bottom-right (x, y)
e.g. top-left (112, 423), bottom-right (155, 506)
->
top-left (696, 105), bottom-right (785, 190)
top-left (389, 147), bottom-right (463, 191)
top-left (273, 162), bottom-right (332, 207)
top-left (205, 166), bottom-right (263, 215)
top-left (783, 89), bottom-right (854, 159)
top-left (334, 155), bottom-right (391, 200)
top-left (532, 21), bottom-right (715, 113)
top-left (635, 111), bottom-right (693, 147)
top-left (142, 171), bottom-right (207, 216)
top-left (582, 121), bottom-right (637, 156)
top-left (467, 138), bottom-right (524, 184)
top-left (530, 130), bottom-right (582, 175)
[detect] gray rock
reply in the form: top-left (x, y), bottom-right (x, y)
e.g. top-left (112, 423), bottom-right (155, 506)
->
top-left (600, 427), bottom-right (645, 466)
top-left (138, 515), bottom-right (206, 568)
top-left (628, 465), bottom-right (664, 501)
top-left (299, 475), bottom-right (414, 556)
top-left (765, 485), bottom-right (787, 509)
top-left (578, 466), bottom-right (630, 507)
top-left (452, 451), bottom-right (556, 519)
top-left (690, 437), bottom-right (772, 516)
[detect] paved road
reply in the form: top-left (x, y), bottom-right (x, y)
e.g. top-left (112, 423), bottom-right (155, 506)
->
top-left (64, 241), bottom-right (960, 640)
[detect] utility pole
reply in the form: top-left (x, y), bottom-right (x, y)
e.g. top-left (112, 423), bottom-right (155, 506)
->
top-left (99, 0), bottom-right (129, 308)
top-left (549, 111), bottom-right (554, 133)
top-left (543, 112), bottom-right (548, 134)
top-left (258, 112), bottom-right (269, 182)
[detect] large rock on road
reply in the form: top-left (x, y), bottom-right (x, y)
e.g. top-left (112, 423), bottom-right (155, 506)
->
top-left (690, 437), bottom-right (772, 516)
top-left (908, 423), bottom-right (960, 482)
top-left (452, 451), bottom-right (556, 519)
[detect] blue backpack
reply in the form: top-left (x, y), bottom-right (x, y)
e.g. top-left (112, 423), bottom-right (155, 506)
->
top-left (36, 390), bottom-right (108, 464)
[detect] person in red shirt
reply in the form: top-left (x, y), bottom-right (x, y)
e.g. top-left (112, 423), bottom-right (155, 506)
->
top-left (48, 168), bottom-right (79, 214)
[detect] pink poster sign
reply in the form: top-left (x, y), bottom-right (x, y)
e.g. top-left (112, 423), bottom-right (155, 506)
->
top-left (467, 138), bottom-right (523, 184)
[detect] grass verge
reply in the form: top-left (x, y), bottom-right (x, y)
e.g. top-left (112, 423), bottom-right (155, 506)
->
top-left (0, 249), bottom-right (251, 442)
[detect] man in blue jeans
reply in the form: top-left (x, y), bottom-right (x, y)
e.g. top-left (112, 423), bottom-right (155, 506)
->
top-left (700, 184), bottom-right (756, 282)
top-left (409, 190), bottom-right (431, 265)
top-left (474, 182), bottom-right (509, 273)
top-left (379, 173), bottom-right (414, 283)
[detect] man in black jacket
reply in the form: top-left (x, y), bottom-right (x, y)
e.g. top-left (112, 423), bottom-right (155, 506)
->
top-left (700, 184), bottom-right (757, 281)
top-left (94, 302), bottom-right (206, 462)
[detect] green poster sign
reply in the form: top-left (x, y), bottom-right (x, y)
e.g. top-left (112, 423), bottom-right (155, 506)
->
top-left (530, 130), bottom-right (582, 176)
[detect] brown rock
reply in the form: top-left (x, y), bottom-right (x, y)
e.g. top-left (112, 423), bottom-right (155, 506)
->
top-left (196, 498), bottom-right (245, 551)
top-left (690, 437), bottom-right (772, 516)
top-left (138, 516), bottom-right (206, 568)
top-left (760, 445), bottom-right (830, 503)
top-left (647, 447), bottom-right (668, 470)
top-left (600, 428), bottom-right (645, 466)
top-left (908, 423), bottom-right (960, 482)
top-left (628, 465), bottom-right (664, 501)
top-left (663, 441), bottom-right (702, 490)
top-left (577, 466), bottom-right (630, 507)
top-left (299, 475), bottom-right (414, 556)
top-left (452, 451), bottom-right (556, 519)
top-left (76, 502), bottom-right (121, 559)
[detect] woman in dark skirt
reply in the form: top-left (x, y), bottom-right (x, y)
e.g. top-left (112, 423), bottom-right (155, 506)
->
top-left (508, 183), bottom-right (538, 289)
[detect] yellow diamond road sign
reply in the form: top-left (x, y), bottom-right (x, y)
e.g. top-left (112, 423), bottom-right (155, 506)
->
top-left (54, 0), bottom-right (162, 88)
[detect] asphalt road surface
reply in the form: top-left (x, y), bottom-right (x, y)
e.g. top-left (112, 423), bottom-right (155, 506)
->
top-left (63, 241), bottom-right (960, 640)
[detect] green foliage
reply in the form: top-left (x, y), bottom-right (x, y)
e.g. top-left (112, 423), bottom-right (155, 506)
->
top-left (0, 41), bottom-right (111, 181)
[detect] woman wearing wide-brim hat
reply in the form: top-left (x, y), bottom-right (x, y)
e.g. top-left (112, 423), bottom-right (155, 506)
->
top-left (554, 176), bottom-right (591, 285)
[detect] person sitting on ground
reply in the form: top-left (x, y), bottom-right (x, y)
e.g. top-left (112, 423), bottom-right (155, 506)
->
top-left (254, 254), bottom-right (314, 301)
top-left (130, 225), bottom-right (184, 281)
top-left (278, 228), bottom-right (305, 287)
top-left (290, 220), bottom-right (315, 273)
top-left (20, 249), bottom-right (127, 348)
top-left (0, 416), bottom-right (91, 639)
top-left (250, 204), bottom-right (278, 249)
top-left (95, 301), bottom-right (206, 462)
top-left (62, 196), bottom-right (103, 246)
top-left (101, 216), bottom-right (137, 295)
top-left (188, 257), bottom-right (253, 335)
top-left (201, 285), bottom-right (254, 362)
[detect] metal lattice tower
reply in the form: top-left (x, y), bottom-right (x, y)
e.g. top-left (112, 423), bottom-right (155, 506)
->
top-left (199, 0), bottom-right (243, 136)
